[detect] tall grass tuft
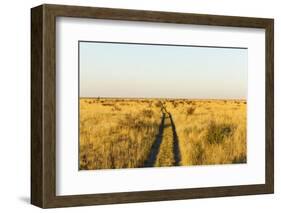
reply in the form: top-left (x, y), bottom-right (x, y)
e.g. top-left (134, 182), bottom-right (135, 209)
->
top-left (206, 121), bottom-right (234, 144)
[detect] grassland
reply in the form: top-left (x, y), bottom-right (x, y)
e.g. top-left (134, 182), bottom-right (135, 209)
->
top-left (165, 99), bottom-right (247, 165)
top-left (79, 98), bottom-right (246, 170)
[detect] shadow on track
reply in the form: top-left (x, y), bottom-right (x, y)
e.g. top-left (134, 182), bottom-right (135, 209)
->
top-left (143, 113), bottom-right (166, 167)
top-left (143, 102), bottom-right (181, 167)
top-left (168, 113), bottom-right (181, 166)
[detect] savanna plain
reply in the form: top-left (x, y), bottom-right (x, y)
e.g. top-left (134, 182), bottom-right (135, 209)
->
top-left (80, 98), bottom-right (247, 170)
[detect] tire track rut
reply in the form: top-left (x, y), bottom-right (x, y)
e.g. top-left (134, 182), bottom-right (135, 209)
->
top-left (144, 102), bottom-right (181, 167)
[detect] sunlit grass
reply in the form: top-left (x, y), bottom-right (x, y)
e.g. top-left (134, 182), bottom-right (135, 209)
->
top-left (166, 99), bottom-right (247, 165)
top-left (79, 98), bottom-right (247, 170)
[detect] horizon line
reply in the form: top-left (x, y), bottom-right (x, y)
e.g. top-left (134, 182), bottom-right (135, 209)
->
top-left (79, 96), bottom-right (247, 101)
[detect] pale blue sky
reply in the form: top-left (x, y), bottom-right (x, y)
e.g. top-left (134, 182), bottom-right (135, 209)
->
top-left (79, 42), bottom-right (247, 99)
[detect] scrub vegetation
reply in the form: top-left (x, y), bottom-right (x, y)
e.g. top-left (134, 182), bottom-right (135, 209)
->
top-left (79, 98), bottom-right (247, 170)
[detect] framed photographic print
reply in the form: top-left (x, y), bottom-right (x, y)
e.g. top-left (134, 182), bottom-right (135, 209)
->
top-left (31, 4), bottom-right (274, 208)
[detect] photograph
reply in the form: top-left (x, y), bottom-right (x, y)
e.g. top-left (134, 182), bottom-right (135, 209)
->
top-left (79, 41), bottom-right (248, 170)
top-left (30, 4), bottom-right (274, 208)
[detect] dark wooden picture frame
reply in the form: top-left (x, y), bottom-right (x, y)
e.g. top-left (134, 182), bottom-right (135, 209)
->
top-left (31, 4), bottom-right (274, 208)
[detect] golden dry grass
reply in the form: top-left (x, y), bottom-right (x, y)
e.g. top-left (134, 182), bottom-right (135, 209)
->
top-left (79, 98), bottom-right (162, 169)
top-left (79, 98), bottom-right (246, 170)
top-left (166, 99), bottom-right (247, 166)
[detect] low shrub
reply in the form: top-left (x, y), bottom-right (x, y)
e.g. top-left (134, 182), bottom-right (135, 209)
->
top-left (206, 121), bottom-right (234, 144)
top-left (186, 107), bottom-right (196, 115)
